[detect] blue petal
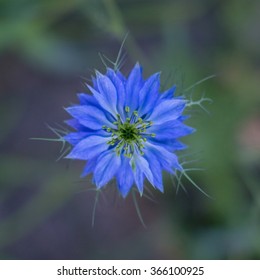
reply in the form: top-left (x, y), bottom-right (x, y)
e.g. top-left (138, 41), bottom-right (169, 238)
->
top-left (91, 76), bottom-right (98, 89)
top-left (149, 99), bottom-right (186, 124)
top-left (65, 136), bottom-right (108, 160)
top-left (95, 72), bottom-right (118, 115)
top-left (116, 156), bottom-right (134, 197)
top-left (147, 120), bottom-right (195, 139)
top-left (81, 157), bottom-right (98, 177)
top-left (145, 142), bottom-right (182, 173)
top-left (149, 138), bottom-right (187, 151)
top-left (77, 93), bottom-right (100, 107)
top-left (93, 150), bottom-right (121, 188)
top-left (64, 119), bottom-right (110, 140)
top-left (160, 85), bottom-right (176, 100)
top-left (132, 165), bottom-right (144, 194)
top-left (87, 85), bottom-right (114, 116)
top-left (116, 70), bottom-right (126, 84)
top-left (138, 72), bottom-right (160, 117)
top-left (125, 62), bottom-right (143, 111)
top-left (178, 115), bottom-right (190, 122)
top-left (66, 105), bottom-right (114, 130)
top-left (106, 68), bottom-right (126, 120)
top-left (130, 154), bottom-right (154, 195)
top-left (143, 151), bottom-right (163, 192)
top-left (64, 119), bottom-right (87, 131)
top-left (63, 132), bottom-right (88, 145)
top-left (63, 130), bottom-right (109, 146)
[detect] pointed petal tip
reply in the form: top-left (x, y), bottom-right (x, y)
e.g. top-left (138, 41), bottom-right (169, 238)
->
top-left (64, 119), bottom-right (70, 125)
top-left (138, 189), bottom-right (144, 197)
top-left (122, 189), bottom-right (143, 198)
top-left (64, 106), bottom-right (79, 116)
top-left (191, 127), bottom-right (196, 134)
top-left (96, 184), bottom-right (103, 190)
top-left (80, 172), bottom-right (87, 179)
top-left (120, 191), bottom-right (129, 199)
top-left (106, 67), bottom-right (115, 75)
top-left (117, 185), bottom-right (130, 199)
top-left (77, 93), bottom-right (82, 100)
top-left (176, 163), bottom-right (183, 171)
top-left (134, 62), bottom-right (142, 72)
top-left (95, 69), bottom-right (103, 77)
top-left (155, 185), bottom-right (164, 193)
top-left (117, 181), bottom-right (132, 198)
top-left (64, 106), bottom-right (72, 113)
top-left (77, 92), bottom-right (88, 100)
top-left (64, 153), bottom-right (72, 159)
top-left (86, 84), bottom-right (97, 92)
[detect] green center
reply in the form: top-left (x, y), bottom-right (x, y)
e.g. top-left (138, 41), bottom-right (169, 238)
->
top-left (103, 108), bottom-right (155, 158)
top-left (119, 123), bottom-right (139, 142)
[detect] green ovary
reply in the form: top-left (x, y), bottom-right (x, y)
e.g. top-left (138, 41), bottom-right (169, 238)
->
top-left (119, 123), bottom-right (139, 142)
top-left (104, 112), bottom-right (155, 157)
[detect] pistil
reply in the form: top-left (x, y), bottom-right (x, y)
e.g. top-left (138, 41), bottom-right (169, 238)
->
top-left (103, 108), bottom-right (156, 157)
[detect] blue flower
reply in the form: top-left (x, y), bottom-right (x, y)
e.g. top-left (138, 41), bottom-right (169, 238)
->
top-left (63, 63), bottom-right (194, 197)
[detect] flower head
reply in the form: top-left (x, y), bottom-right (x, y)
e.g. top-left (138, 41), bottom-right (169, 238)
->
top-left (63, 63), bottom-right (194, 197)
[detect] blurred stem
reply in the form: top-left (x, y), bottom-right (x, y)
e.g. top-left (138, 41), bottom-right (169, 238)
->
top-left (242, 169), bottom-right (260, 212)
top-left (103, 0), bottom-right (125, 38)
top-left (101, 0), bottom-right (150, 68)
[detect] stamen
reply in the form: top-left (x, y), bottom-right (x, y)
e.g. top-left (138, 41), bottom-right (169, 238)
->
top-left (105, 113), bottom-right (155, 158)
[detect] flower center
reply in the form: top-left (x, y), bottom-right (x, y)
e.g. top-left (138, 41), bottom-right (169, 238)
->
top-left (119, 123), bottom-right (138, 142)
top-left (102, 108), bottom-right (155, 158)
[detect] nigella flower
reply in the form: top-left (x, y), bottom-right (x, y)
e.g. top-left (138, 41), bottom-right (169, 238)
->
top-left (63, 63), bottom-right (194, 197)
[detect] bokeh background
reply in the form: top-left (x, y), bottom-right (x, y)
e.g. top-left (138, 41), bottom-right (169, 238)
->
top-left (1, 0), bottom-right (260, 259)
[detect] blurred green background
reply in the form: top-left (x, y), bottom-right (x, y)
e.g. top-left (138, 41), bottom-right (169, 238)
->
top-left (0, 0), bottom-right (260, 259)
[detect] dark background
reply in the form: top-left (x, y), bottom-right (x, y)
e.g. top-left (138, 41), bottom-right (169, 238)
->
top-left (0, 0), bottom-right (260, 259)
